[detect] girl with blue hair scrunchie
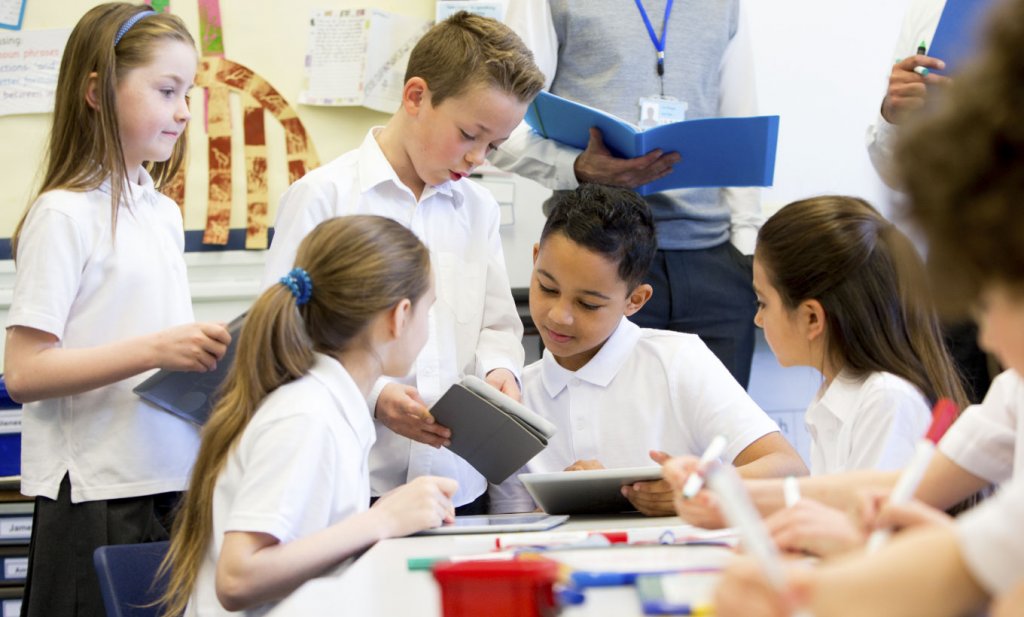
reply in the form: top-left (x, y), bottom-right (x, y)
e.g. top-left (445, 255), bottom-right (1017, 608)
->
top-left (280, 267), bottom-right (314, 306)
top-left (161, 215), bottom-right (458, 616)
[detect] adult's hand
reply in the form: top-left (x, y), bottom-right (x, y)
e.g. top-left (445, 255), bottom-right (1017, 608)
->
top-left (880, 54), bottom-right (951, 124)
top-left (573, 127), bottom-right (679, 188)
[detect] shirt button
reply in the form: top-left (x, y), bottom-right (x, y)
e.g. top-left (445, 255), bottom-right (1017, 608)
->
top-left (570, 378), bottom-right (581, 387)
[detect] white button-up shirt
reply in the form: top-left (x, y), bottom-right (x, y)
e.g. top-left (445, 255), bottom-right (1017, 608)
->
top-left (805, 371), bottom-right (932, 475)
top-left (490, 317), bottom-right (780, 513)
top-left (262, 129), bottom-right (524, 506)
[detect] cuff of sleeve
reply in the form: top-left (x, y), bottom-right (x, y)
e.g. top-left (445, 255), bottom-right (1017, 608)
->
top-left (554, 148), bottom-right (582, 190)
top-left (368, 377), bottom-right (391, 419)
top-left (479, 360), bottom-right (522, 384)
top-left (730, 226), bottom-right (758, 256)
top-left (481, 364), bottom-right (524, 392)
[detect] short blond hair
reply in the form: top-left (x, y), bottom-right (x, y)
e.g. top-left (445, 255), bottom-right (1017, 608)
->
top-left (405, 11), bottom-right (544, 107)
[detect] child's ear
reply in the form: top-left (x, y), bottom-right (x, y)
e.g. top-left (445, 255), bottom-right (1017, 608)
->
top-left (402, 77), bottom-right (429, 117)
top-left (802, 299), bottom-right (826, 341)
top-left (623, 283), bottom-right (654, 317)
top-left (532, 242), bottom-right (540, 264)
top-left (386, 298), bottom-right (414, 340)
top-left (85, 72), bottom-right (100, 110)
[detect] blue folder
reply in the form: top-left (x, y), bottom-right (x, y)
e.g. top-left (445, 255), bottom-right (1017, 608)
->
top-left (524, 91), bottom-right (779, 196)
top-left (927, 0), bottom-right (994, 75)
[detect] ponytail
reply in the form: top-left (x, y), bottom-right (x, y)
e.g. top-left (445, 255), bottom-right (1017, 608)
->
top-left (159, 215), bottom-right (430, 616)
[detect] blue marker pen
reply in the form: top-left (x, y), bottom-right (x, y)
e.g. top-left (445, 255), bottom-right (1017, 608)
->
top-left (640, 599), bottom-right (714, 616)
top-left (570, 567), bottom-right (721, 589)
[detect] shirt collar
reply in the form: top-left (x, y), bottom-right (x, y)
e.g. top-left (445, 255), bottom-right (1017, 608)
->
top-left (356, 128), bottom-right (463, 208)
top-left (540, 317), bottom-right (643, 398)
top-left (813, 370), bottom-right (868, 423)
top-left (306, 352), bottom-right (375, 426)
top-left (98, 167), bottom-right (159, 207)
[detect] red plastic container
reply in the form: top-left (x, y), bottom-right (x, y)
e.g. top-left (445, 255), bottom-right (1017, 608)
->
top-left (432, 558), bottom-right (560, 617)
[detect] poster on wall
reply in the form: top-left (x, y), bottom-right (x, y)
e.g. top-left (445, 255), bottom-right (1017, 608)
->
top-left (435, 1), bottom-right (505, 21)
top-left (298, 8), bottom-right (430, 114)
top-left (0, 28), bottom-right (71, 116)
top-left (0, 0), bottom-right (27, 30)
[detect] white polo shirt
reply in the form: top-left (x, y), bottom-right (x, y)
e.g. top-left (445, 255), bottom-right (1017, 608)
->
top-left (939, 369), bottom-right (1024, 483)
top-left (188, 353), bottom-right (375, 617)
top-left (261, 128), bottom-right (524, 507)
top-left (7, 173), bottom-right (198, 503)
top-left (490, 317), bottom-right (780, 513)
top-left (805, 371), bottom-right (932, 475)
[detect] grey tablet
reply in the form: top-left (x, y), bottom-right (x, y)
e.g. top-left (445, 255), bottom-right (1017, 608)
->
top-left (519, 466), bottom-right (664, 515)
top-left (414, 513), bottom-right (569, 536)
top-left (133, 313), bottom-right (246, 426)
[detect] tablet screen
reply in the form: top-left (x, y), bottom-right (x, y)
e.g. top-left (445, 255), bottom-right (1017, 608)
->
top-left (414, 513), bottom-right (569, 535)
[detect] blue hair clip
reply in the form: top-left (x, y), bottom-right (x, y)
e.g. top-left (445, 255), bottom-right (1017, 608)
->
top-left (114, 10), bottom-right (156, 47)
top-left (280, 267), bottom-right (313, 306)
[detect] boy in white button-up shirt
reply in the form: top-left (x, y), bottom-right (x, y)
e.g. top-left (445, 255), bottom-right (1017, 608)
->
top-left (261, 14), bottom-right (545, 512)
top-left (489, 185), bottom-right (807, 516)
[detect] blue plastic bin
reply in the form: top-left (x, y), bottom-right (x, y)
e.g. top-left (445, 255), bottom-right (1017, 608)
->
top-left (0, 377), bottom-right (22, 477)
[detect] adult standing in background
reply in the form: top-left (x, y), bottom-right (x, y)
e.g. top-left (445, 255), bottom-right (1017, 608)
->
top-left (865, 0), bottom-right (994, 402)
top-left (489, 0), bottom-right (762, 387)
top-left (865, 0), bottom-right (949, 187)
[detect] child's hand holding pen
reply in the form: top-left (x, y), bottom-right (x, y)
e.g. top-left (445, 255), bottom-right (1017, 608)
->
top-left (881, 41), bottom-right (951, 125)
top-left (662, 440), bottom-right (728, 529)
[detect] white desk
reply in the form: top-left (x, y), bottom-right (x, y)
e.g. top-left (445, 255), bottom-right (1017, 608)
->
top-left (267, 515), bottom-right (733, 616)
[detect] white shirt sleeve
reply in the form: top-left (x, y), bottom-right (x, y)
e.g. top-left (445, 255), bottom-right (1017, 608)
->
top-left (670, 336), bottom-right (780, 462)
top-left (938, 370), bottom-right (1020, 485)
top-left (260, 180), bottom-right (335, 291)
top-left (719, 0), bottom-right (762, 255)
top-left (475, 206), bottom-right (526, 379)
top-left (7, 204), bottom-right (86, 339)
top-left (487, 0), bottom-right (582, 190)
top-left (225, 412), bottom-right (344, 543)
top-left (957, 476), bottom-right (1024, 595)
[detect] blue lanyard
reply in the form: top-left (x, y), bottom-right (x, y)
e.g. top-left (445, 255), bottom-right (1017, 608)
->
top-left (634, 0), bottom-right (674, 77)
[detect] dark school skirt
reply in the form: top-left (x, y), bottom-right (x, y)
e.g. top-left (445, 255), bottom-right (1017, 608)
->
top-left (20, 474), bottom-right (180, 617)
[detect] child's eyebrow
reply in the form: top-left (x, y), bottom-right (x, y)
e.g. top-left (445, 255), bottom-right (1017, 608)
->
top-left (160, 73), bottom-right (189, 85)
top-left (537, 268), bottom-right (612, 300)
top-left (579, 289), bottom-right (611, 300)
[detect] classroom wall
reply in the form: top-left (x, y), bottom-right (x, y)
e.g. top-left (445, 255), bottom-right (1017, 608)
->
top-left (0, 0), bottom-right (909, 239)
top-left (0, 0), bottom-right (914, 461)
top-left (0, 0), bottom-right (436, 235)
